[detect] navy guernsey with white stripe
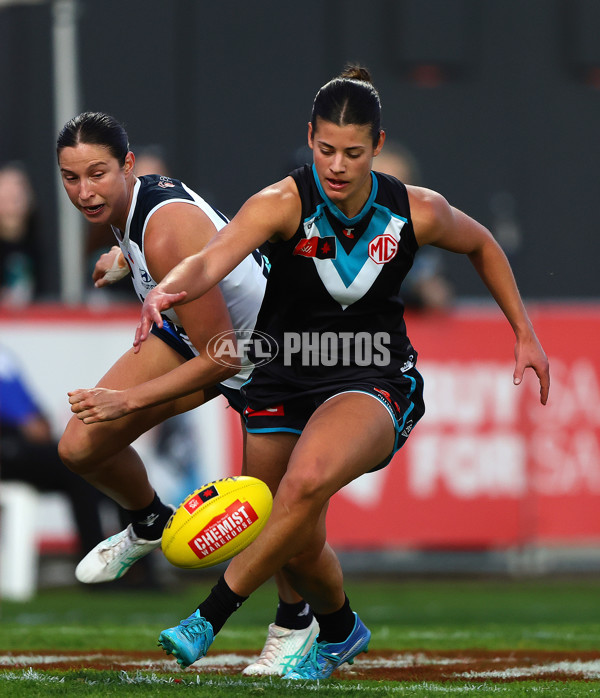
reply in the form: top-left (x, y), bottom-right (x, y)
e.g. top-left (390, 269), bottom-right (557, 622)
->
top-left (111, 174), bottom-right (267, 391)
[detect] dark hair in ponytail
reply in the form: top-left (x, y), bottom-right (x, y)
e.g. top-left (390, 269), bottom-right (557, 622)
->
top-left (311, 64), bottom-right (382, 146)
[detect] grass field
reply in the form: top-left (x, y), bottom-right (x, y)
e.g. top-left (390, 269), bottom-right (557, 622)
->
top-left (2, 573), bottom-right (600, 695)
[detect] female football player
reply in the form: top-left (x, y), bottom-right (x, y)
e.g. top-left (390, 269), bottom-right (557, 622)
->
top-left (56, 112), bottom-right (319, 675)
top-left (135, 66), bottom-right (550, 680)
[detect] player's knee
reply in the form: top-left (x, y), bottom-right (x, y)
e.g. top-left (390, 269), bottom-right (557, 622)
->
top-left (58, 428), bottom-right (97, 474)
top-left (278, 461), bottom-right (332, 509)
top-left (57, 433), bottom-right (82, 472)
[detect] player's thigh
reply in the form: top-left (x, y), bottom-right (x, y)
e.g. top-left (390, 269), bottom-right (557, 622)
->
top-left (243, 430), bottom-right (298, 494)
top-left (94, 333), bottom-right (188, 389)
top-left (61, 335), bottom-right (210, 462)
top-left (97, 334), bottom-right (214, 417)
top-left (285, 391), bottom-right (395, 497)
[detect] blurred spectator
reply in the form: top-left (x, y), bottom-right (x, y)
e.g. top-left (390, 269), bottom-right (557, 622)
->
top-left (0, 344), bottom-right (108, 556)
top-left (0, 162), bottom-right (40, 306)
top-left (374, 141), bottom-right (424, 186)
top-left (374, 140), bottom-right (454, 312)
top-left (133, 144), bottom-right (171, 178)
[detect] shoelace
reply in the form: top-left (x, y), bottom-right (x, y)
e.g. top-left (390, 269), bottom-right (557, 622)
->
top-left (106, 531), bottom-right (128, 549)
top-left (255, 632), bottom-right (287, 664)
top-left (280, 651), bottom-right (302, 674)
top-left (298, 641), bottom-right (338, 673)
top-left (254, 629), bottom-right (303, 672)
top-left (179, 615), bottom-right (210, 642)
top-left (98, 531), bottom-right (129, 562)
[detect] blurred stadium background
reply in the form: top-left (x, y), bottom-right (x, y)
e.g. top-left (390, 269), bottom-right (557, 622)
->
top-left (0, 0), bottom-right (599, 601)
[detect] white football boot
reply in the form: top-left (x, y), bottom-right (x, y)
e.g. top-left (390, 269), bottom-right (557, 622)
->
top-left (242, 617), bottom-right (320, 676)
top-left (75, 524), bottom-right (161, 583)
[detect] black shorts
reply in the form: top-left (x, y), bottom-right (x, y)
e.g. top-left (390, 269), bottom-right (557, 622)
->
top-left (217, 383), bottom-right (246, 414)
top-left (151, 318), bottom-right (245, 415)
top-left (242, 367), bottom-right (424, 471)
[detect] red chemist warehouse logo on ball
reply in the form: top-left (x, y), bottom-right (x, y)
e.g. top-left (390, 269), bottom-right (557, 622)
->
top-left (368, 234), bottom-right (398, 264)
top-left (188, 499), bottom-right (259, 559)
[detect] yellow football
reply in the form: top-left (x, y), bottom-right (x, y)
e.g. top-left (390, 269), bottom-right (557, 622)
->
top-left (161, 476), bottom-right (273, 569)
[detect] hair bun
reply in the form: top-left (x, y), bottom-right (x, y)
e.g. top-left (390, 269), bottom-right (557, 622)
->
top-left (339, 64), bottom-right (373, 83)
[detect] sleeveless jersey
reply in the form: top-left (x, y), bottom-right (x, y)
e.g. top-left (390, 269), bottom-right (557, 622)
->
top-left (246, 164), bottom-right (420, 400)
top-left (112, 174), bottom-right (267, 390)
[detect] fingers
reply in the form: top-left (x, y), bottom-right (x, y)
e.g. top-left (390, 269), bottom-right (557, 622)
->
top-left (93, 249), bottom-right (129, 286)
top-left (67, 389), bottom-right (103, 422)
top-left (92, 257), bottom-right (112, 285)
top-left (67, 389), bottom-right (86, 410)
top-left (513, 367), bottom-right (523, 387)
top-left (71, 400), bottom-right (108, 423)
top-left (132, 288), bottom-right (187, 352)
top-left (133, 314), bottom-right (156, 353)
top-left (68, 389), bottom-right (91, 418)
top-left (513, 360), bottom-right (550, 405)
top-left (133, 330), bottom-right (143, 354)
top-left (173, 290), bottom-right (188, 305)
top-left (78, 411), bottom-right (99, 424)
top-left (538, 368), bottom-right (550, 406)
top-left (71, 403), bottom-right (96, 422)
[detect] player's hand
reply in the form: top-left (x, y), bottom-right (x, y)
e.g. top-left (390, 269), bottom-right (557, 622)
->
top-left (513, 332), bottom-right (550, 405)
top-left (133, 286), bottom-right (187, 353)
top-left (93, 247), bottom-right (129, 287)
top-left (68, 387), bottom-right (130, 423)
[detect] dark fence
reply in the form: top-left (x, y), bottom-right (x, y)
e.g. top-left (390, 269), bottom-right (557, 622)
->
top-left (1, 0), bottom-right (597, 300)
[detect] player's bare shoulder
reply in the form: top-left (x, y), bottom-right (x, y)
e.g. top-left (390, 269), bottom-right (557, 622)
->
top-left (144, 201), bottom-right (218, 280)
top-left (243, 176), bottom-right (301, 242)
top-left (406, 185), bottom-right (453, 246)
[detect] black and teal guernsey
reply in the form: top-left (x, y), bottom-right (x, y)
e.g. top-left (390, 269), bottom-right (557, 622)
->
top-left (245, 163), bottom-right (422, 404)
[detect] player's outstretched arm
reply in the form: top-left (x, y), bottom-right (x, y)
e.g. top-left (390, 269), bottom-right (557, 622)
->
top-left (134, 177), bottom-right (301, 351)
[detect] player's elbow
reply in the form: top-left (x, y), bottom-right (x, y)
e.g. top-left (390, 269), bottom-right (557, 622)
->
top-left (218, 363), bottom-right (241, 382)
top-left (211, 357), bottom-right (241, 384)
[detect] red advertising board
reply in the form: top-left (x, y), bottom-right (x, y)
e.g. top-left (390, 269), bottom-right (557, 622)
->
top-left (227, 305), bottom-right (600, 550)
top-left (3, 303), bottom-right (598, 551)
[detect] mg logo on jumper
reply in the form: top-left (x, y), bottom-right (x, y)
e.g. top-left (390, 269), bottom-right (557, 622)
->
top-left (207, 329), bottom-right (279, 368)
top-left (368, 234), bottom-right (398, 264)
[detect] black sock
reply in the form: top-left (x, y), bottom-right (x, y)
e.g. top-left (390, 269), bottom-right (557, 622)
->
top-left (314, 594), bottom-right (355, 644)
top-left (198, 574), bottom-right (248, 635)
top-left (274, 597), bottom-right (314, 630)
top-left (129, 491), bottom-right (173, 540)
